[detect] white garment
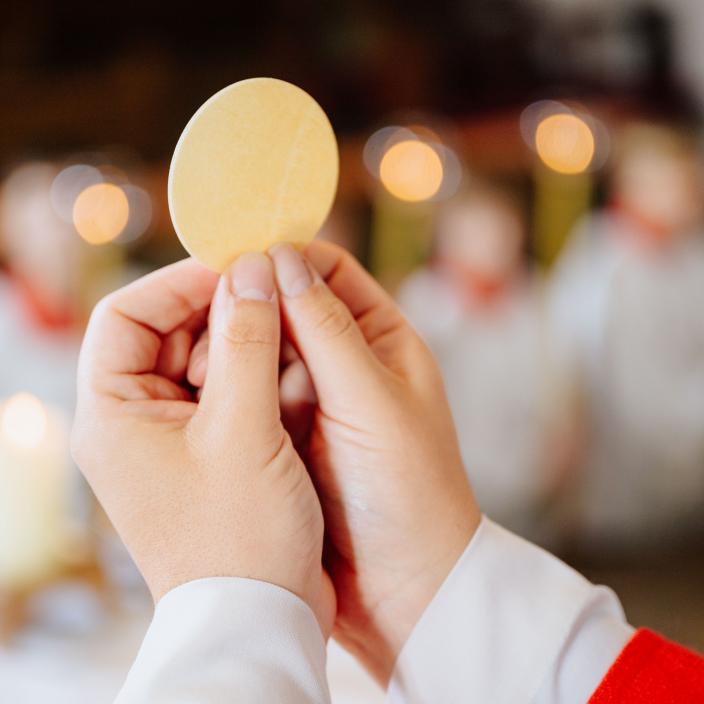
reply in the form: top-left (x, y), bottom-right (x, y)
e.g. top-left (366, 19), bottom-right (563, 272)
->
top-left (550, 214), bottom-right (704, 545)
top-left (118, 517), bottom-right (632, 703)
top-left (117, 578), bottom-right (330, 704)
top-left (398, 270), bottom-right (567, 538)
top-left (0, 275), bottom-right (80, 413)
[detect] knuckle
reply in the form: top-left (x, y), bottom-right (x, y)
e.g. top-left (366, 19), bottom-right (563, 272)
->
top-left (309, 295), bottom-right (354, 341)
top-left (217, 309), bottom-right (278, 351)
top-left (358, 303), bottom-right (406, 342)
top-left (87, 293), bottom-right (113, 327)
top-left (409, 337), bottom-right (445, 388)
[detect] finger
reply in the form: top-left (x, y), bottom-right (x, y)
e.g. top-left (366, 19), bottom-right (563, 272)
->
top-left (304, 240), bottom-right (406, 344)
top-left (156, 307), bottom-right (210, 383)
top-left (106, 373), bottom-right (192, 403)
top-left (187, 330), bottom-right (209, 387)
top-left (156, 328), bottom-right (194, 382)
top-left (81, 259), bottom-right (219, 381)
top-left (107, 259), bottom-right (218, 334)
top-left (280, 339), bottom-right (300, 368)
top-left (279, 358), bottom-right (316, 451)
top-left (280, 358), bottom-right (317, 408)
top-left (192, 252), bottom-right (282, 440)
top-left (186, 333), bottom-right (301, 391)
top-left (269, 243), bottom-right (381, 406)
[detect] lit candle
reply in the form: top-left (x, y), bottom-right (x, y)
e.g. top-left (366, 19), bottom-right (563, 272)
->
top-left (0, 393), bottom-right (72, 589)
top-left (367, 129), bottom-right (457, 291)
top-left (529, 109), bottom-right (598, 268)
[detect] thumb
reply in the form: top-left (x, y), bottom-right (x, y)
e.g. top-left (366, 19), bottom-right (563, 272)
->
top-left (193, 252), bottom-right (281, 443)
top-left (269, 244), bottom-right (380, 409)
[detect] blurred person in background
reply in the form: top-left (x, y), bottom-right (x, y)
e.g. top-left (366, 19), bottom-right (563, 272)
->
top-left (398, 187), bottom-right (578, 544)
top-left (550, 124), bottom-right (704, 552)
top-left (0, 162), bottom-right (84, 411)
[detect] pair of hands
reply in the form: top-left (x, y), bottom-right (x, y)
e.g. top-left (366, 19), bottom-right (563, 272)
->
top-left (72, 242), bottom-right (480, 683)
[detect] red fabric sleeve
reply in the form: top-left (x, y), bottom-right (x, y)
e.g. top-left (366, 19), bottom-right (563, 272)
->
top-left (589, 628), bottom-right (704, 703)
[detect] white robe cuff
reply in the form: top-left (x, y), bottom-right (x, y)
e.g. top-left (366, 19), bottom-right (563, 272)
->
top-left (387, 517), bottom-right (634, 703)
top-left (116, 577), bottom-right (330, 703)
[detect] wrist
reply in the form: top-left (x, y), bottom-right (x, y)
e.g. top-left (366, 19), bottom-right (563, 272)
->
top-left (337, 511), bottom-right (481, 685)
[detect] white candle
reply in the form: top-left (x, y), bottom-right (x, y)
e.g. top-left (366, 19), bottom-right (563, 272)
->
top-left (0, 392), bottom-right (72, 589)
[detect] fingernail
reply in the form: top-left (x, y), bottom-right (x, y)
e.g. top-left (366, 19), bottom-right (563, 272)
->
top-left (269, 244), bottom-right (314, 298)
top-left (228, 252), bottom-right (275, 301)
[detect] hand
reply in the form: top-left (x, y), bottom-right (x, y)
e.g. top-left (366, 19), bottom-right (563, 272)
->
top-left (189, 243), bottom-right (481, 683)
top-left (71, 254), bottom-right (335, 635)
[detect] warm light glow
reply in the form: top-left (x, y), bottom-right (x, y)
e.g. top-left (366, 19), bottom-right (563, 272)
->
top-left (50, 164), bottom-right (103, 223)
top-left (118, 184), bottom-right (153, 243)
top-left (1, 393), bottom-right (48, 450)
top-left (72, 183), bottom-right (129, 244)
top-left (535, 114), bottom-right (595, 175)
top-left (379, 140), bottom-right (444, 202)
top-left (363, 126), bottom-right (414, 177)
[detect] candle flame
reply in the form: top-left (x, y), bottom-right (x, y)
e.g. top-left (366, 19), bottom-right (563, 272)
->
top-left (73, 182), bottom-right (129, 245)
top-left (535, 113), bottom-right (595, 175)
top-left (379, 140), bottom-right (444, 202)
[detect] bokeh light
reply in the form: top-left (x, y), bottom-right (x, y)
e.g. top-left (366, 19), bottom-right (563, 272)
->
top-left (432, 142), bottom-right (463, 201)
top-left (363, 125), bottom-right (416, 177)
top-left (379, 139), bottom-right (444, 202)
top-left (72, 183), bottom-right (130, 244)
top-left (519, 100), bottom-right (568, 148)
top-left (535, 113), bottom-right (596, 175)
top-left (50, 164), bottom-right (103, 224)
top-left (118, 184), bottom-right (153, 244)
top-left (1, 393), bottom-right (48, 451)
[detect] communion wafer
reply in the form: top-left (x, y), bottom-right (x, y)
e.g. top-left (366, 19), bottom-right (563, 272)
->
top-left (168, 78), bottom-right (339, 271)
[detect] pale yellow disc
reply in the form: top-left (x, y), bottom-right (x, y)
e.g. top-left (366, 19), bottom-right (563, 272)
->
top-left (168, 78), bottom-right (339, 271)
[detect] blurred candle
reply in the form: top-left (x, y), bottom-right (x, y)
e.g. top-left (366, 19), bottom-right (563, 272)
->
top-left (522, 104), bottom-right (601, 268)
top-left (533, 164), bottom-right (594, 268)
top-left (367, 130), bottom-right (455, 290)
top-left (532, 114), bottom-right (595, 268)
top-left (369, 189), bottom-right (435, 291)
top-left (0, 393), bottom-right (72, 589)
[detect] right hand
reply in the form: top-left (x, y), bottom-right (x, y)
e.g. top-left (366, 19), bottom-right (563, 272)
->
top-left (190, 242), bottom-right (481, 683)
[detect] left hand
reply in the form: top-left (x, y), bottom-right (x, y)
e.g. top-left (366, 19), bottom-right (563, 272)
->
top-left (72, 254), bottom-right (335, 634)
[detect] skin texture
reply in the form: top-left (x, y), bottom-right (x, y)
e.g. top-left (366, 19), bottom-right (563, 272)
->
top-left (189, 242), bottom-right (481, 684)
top-left (71, 254), bottom-right (335, 636)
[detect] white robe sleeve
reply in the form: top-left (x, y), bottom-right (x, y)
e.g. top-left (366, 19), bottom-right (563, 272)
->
top-left (388, 517), bottom-right (634, 704)
top-left (116, 577), bottom-right (330, 704)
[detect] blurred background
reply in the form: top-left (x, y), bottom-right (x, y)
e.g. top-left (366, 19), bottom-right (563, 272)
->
top-left (2, 1), bottom-right (704, 701)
